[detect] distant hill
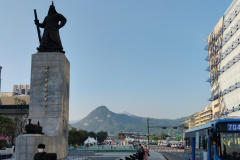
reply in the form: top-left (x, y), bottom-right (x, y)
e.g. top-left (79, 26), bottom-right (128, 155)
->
top-left (71, 106), bottom-right (186, 135)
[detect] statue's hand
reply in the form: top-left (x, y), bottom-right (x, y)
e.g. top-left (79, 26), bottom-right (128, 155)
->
top-left (34, 20), bottom-right (39, 25)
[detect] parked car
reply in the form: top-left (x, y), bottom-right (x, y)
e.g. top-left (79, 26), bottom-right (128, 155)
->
top-left (171, 143), bottom-right (177, 148)
top-left (179, 144), bottom-right (184, 149)
top-left (158, 142), bottom-right (163, 146)
top-left (177, 143), bottom-right (183, 148)
top-left (166, 143), bottom-right (172, 147)
top-left (162, 142), bottom-right (168, 146)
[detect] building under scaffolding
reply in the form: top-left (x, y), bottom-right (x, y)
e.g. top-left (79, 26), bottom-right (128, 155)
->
top-left (206, 0), bottom-right (240, 118)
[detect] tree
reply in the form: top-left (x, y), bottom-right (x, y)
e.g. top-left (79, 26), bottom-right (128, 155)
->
top-left (14, 97), bottom-right (29, 136)
top-left (0, 115), bottom-right (16, 146)
top-left (96, 131), bottom-right (108, 143)
top-left (68, 127), bottom-right (88, 146)
top-left (159, 133), bottom-right (168, 140)
top-left (78, 130), bottom-right (88, 145)
top-left (151, 136), bottom-right (159, 141)
top-left (68, 128), bottom-right (108, 145)
top-left (88, 131), bottom-right (96, 138)
top-left (14, 97), bottom-right (27, 106)
top-left (68, 127), bottom-right (78, 145)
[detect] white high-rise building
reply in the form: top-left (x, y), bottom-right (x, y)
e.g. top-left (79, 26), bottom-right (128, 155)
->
top-left (208, 0), bottom-right (240, 118)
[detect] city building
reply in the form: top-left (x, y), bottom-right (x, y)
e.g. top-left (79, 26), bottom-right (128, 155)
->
top-left (0, 105), bottom-right (29, 118)
top-left (0, 85), bottom-right (30, 117)
top-left (179, 115), bottom-right (195, 141)
top-left (0, 95), bottom-right (29, 105)
top-left (207, 0), bottom-right (240, 118)
top-left (13, 84), bottom-right (30, 96)
top-left (0, 85), bottom-right (30, 105)
top-left (181, 105), bottom-right (211, 128)
top-left (194, 105), bottom-right (212, 127)
top-left (180, 115), bottom-right (195, 130)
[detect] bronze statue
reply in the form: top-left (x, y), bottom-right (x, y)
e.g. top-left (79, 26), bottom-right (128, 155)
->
top-left (34, 2), bottom-right (67, 53)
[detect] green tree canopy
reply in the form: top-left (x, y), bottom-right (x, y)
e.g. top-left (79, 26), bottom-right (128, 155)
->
top-left (68, 128), bottom-right (88, 145)
top-left (14, 97), bottom-right (27, 105)
top-left (96, 131), bottom-right (108, 143)
top-left (159, 133), bottom-right (168, 140)
top-left (88, 131), bottom-right (96, 138)
top-left (0, 115), bottom-right (16, 138)
top-left (68, 127), bottom-right (108, 145)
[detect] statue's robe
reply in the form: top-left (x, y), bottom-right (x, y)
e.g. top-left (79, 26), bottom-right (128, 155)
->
top-left (39, 13), bottom-right (66, 51)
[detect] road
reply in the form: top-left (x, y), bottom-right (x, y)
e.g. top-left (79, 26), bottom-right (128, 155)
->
top-left (150, 145), bottom-right (185, 160)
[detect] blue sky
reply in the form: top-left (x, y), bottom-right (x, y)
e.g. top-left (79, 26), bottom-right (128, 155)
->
top-left (0, 1), bottom-right (233, 120)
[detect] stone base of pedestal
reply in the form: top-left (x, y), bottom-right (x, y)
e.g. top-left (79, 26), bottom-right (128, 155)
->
top-left (15, 52), bottom-right (70, 160)
top-left (16, 134), bottom-right (67, 160)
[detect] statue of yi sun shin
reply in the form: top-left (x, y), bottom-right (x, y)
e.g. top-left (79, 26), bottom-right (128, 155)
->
top-left (34, 2), bottom-right (67, 54)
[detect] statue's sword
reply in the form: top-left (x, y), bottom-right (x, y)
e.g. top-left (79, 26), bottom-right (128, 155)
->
top-left (34, 9), bottom-right (42, 44)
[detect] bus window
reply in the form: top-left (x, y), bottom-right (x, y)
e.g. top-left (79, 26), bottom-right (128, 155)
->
top-left (218, 133), bottom-right (240, 159)
top-left (186, 137), bottom-right (192, 148)
top-left (203, 135), bottom-right (208, 149)
top-left (190, 138), bottom-right (192, 148)
top-left (199, 136), bottom-right (202, 149)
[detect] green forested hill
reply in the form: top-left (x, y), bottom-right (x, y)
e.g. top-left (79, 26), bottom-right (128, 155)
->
top-left (71, 106), bottom-right (186, 135)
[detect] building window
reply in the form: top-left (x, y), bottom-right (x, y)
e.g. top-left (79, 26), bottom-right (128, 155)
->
top-left (214, 103), bottom-right (219, 108)
top-left (21, 88), bottom-right (25, 94)
top-left (203, 135), bottom-right (208, 149)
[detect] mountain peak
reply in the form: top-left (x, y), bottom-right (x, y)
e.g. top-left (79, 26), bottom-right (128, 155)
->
top-left (85, 106), bottom-right (112, 119)
top-left (97, 106), bottom-right (109, 111)
top-left (93, 106), bottom-right (110, 113)
top-left (72, 106), bottom-right (186, 135)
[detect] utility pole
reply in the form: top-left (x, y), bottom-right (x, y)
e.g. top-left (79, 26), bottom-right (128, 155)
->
top-left (147, 118), bottom-right (150, 150)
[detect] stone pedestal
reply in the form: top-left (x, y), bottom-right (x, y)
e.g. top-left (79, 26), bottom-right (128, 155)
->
top-left (16, 52), bottom-right (70, 160)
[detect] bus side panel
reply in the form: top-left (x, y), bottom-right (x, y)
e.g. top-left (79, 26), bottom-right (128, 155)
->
top-left (208, 138), bottom-right (211, 160)
top-left (192, 137), bottom-right (195, 160)
top-left (185, 135), bottom-right (192, 160)
top-left (195, 149), bottom-right (204, 160)
top-left (214, 145), bottom-right (221, 160)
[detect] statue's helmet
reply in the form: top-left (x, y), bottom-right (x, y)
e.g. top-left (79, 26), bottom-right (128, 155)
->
top-left (48, 2), bottom-right (57, 15)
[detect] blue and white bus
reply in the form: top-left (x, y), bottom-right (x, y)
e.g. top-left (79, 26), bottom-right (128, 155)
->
top-left (185, 117), bottom-right (240, 160)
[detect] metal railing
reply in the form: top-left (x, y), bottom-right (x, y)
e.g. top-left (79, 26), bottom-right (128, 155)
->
top-left (63, 154), bottom-right (89, 160)
top-left (68, 145), bottom-right (137, 152)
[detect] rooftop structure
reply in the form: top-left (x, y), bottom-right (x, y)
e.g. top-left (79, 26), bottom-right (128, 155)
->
top-left (13, 84), bottom-right (30, 96)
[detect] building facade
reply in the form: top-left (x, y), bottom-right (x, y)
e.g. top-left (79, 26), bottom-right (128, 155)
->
top-left (181, 115), bottom-right (195, 130)
top-left (194, 105), bottom-right (212, 127)
top-left (0, 85), bottom-right (30, 105)
top-left (13, 84), bottom-right (30, 96)
top-left (207, 0), bottom-right (240, 118)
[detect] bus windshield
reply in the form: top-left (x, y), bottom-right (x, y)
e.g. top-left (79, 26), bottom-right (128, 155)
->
top-left (218, 132), bottom-right (240, 160)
